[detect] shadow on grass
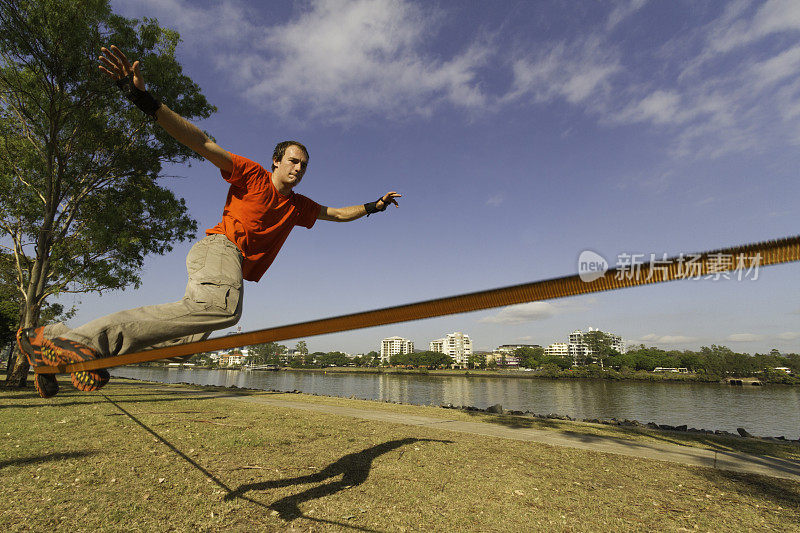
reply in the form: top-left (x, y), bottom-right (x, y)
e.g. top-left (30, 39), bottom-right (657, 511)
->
top-left (101, 393), bottom-right (236, 490)
top-left (223, 437), bottom-right (454, 522)
top-left (463, 410), bottom-right (800, 462)
top-left (0, 450), bottom-right (98, 469)
top-left (0, 380), bottom-right (283, 409)
top-left (101, 393), bottom-right (427, 532)
top-left (0, 394), bottom-right (230, 410)
top-left (464, 412), bottom-right (566, 430)
top-left (699, 468), bottom-right (800, 511)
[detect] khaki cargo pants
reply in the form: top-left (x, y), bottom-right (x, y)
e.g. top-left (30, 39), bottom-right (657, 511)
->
top-left (55, 234), bottom-right (243, 359)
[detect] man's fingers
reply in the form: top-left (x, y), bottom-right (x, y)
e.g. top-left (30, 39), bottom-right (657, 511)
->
top-left (109, 45), bottom-right (133, 70)
top-left (98, 54), bottom-right (119, 72)
top-left (383, 192), bottom-right (402, 206)
top-left (97, 64), bottom-right (116, 78)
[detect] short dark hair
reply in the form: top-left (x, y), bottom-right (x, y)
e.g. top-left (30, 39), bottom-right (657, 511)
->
top-left (272, 140), bottom-right (309, 171)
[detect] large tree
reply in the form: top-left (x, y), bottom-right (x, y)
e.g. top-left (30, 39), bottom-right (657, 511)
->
top-left (582, 330), bottom-right (614, 368)
top-left (0, 0), bottom-right (214, 387)
top-left (246, 342), bottom-right (288, 366)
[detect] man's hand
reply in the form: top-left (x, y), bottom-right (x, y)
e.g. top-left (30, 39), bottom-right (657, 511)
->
top-left (98, 45), bottom-right (231, 171)
top-left (376, 192), bottom-right (402, 211)
top-left (98, 45), bottom-right (145, 89)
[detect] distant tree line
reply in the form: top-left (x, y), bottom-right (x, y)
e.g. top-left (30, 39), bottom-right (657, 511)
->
top-left (178, 331), bottom-right (800, 380)
top-left (389, 351), bottom-right (453, 369)
top-left (506, 331), bottom-right (799, 379)
top-left (182, 341), bottom-right (384, 369)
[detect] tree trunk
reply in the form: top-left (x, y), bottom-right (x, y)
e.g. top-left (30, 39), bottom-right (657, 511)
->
top-left (5, 303), bottom-right (40, 389)
top-left (5, 344), bottom-right (28, 389)
top-left (4, 342), bottom-right (14, 374)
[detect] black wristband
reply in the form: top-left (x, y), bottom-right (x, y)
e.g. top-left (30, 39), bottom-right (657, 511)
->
top-left (115, 74), bottom-right (162, 117)
top-left (364, 198), bottom-right (388, 217)
top-left (364, 201), bottom-right (379, 217)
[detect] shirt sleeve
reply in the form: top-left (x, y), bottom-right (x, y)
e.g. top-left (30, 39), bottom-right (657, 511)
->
top-left (219, 153), bottom-right (266, 189)
top-left (293, 194), bottom-right (321, 229)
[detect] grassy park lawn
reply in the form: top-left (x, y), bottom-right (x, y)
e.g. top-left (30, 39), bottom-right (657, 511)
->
top-left (2, 377), bottom-right (799, 532)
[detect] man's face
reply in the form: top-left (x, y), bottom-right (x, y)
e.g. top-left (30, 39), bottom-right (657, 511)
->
top-left (272, 145), bottom-right (308, 190)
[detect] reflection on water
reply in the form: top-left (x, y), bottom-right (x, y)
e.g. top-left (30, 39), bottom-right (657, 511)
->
top-left (110, 366), bottom-right (800, 440)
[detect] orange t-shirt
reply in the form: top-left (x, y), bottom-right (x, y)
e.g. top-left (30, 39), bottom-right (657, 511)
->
top-left (206, 153), bottom-right (320, 282)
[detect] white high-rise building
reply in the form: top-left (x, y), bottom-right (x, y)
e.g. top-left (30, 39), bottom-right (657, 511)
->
top-left (567, 327), bottom-right (626, 365)
top-left (430, 339), bottom-right (444, 353)
top-left (544, 343), bottom-right (569, 357)
top-left (380, 336), bottom-right (414, 363)
top-left (431, 332), bottom-right (472, 367)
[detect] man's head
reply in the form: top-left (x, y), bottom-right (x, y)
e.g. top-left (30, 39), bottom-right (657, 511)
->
top-left (270, 141), bottom-right (309, 193)
top-left (272, 141), bottom-right (309, 171)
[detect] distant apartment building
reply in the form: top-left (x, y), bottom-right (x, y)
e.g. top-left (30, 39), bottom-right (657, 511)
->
top-left (544, 343), bottom-right (568, 357)
top-left (568, 330), bottom-right (590, 364)
top-left (214, 347), bottom-right (249, 366)
top-left (496, 344), bottom-right (542, 354)
top-left (486, 352), bottom-right (520, 367)
top-left (431, 332), bottom-right (472, 367)
top-left (430, 339), bottom-right (444, 353)
top-left (221, 351), bottom-right (246, 366)
top-left (567, 327), bottom-right (626, 365)
top-left (381, 336), bottom-right (414, 363)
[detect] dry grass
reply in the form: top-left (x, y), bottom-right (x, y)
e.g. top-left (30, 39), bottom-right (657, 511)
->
top-left (2, 377), bottom-right (799, 532)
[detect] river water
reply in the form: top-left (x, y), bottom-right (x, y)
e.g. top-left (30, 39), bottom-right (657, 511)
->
top-left (110, 366), bottom-right (800, 440)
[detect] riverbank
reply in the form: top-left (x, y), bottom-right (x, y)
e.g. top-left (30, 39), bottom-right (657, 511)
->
top-left (3, 378), bottom-right (799, 531)
top-left (117, 365), bottom-right (800, 439)
top-left (122, 373), bottom-right (800, 445)
top-left (162, 364), bottom-right (800, 386)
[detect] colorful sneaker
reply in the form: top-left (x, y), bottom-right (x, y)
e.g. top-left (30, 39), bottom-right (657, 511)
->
top-left (71, 369), bottom-right (110, 392)
top-left (42, 337), bottom-right (110, 392)
top-left (33, 373), bottom-right (59, 398)
top-left (42, 336), bottom-right (102, 364)
top-left (16, 327), bottom-right (59, 366)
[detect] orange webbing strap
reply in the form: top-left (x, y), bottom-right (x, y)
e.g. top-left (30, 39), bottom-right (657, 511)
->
top-left (36, 235), bottom-right (800, 375)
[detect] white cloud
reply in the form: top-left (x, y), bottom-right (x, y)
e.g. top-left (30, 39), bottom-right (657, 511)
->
top-left (120, 0), bottom-right (800, 153)
top-left (123, 0), bottom-right (261, 48)
top-left (727, 333), bottom-right (766, 342)
top-left (616, 90), bottom-right (687, 126)
top-left (777, 332), bottom-right (800, 340)
top-left (229, 0), bottom-right (489, 120)
top-left (480, 298), bottom-right (594, 325)
top-left (124, 0), bottom-right (491, 121)
top-left (635, 334), bottom-right (697, 344)
top-left (486, 193), bottom-right (503, 207)
top-left (706, 0), bottom-right (800, 56)
top-left (606, 0), bottom-right (649, 32)
top-left (504, 36), bottom-right (621, 107)
top-left (480, 302), bottom-right (556, 324)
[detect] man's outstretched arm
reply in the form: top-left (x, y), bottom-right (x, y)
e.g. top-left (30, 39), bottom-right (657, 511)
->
top-left (318, 192), bottom-right (402, 222)
top-left (98, 45), bottom-right (233, 173)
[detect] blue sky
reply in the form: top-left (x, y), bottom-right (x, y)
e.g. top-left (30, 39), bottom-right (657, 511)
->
top-left (62, 0), bottom-right (799, 354)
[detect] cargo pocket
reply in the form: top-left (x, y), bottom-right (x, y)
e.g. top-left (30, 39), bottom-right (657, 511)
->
top-left (187, 237), bottom-right (242, 287)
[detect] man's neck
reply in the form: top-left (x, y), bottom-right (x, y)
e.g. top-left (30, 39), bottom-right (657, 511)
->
top-left (270, 174), bottom-right (293, 197)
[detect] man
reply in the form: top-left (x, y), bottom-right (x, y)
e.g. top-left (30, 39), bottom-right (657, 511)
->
top-left (17, 45), bottom-right (401, 398)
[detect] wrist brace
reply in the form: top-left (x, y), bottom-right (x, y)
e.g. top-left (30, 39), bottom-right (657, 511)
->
top-left (364, 199), bottom-right (387, 217)
top-left (115, 74), bottom-right (162, 117)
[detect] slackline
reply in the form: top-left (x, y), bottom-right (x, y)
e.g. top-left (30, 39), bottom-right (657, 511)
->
top-left (35, 235), bottom-right (800, 375)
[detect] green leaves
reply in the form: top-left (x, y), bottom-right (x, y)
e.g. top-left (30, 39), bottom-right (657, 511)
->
top-left (0, 0), bottom-right (212, 321)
